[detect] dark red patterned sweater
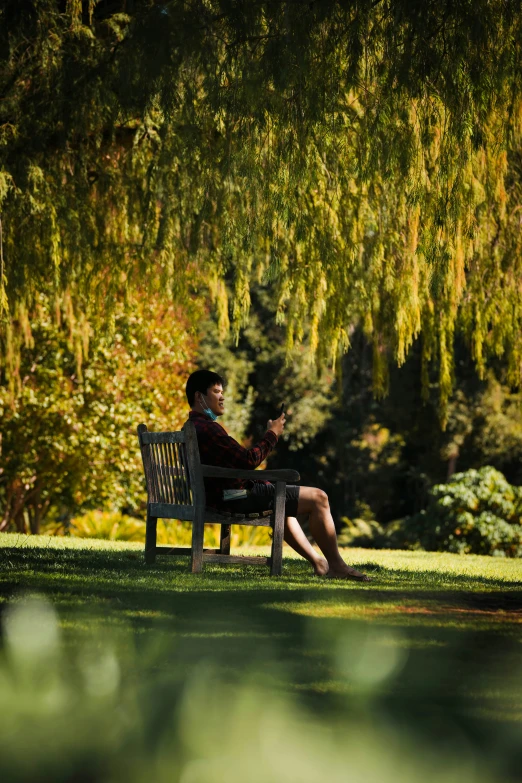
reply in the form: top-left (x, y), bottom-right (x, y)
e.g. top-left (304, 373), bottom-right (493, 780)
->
top-left (188, 410), bottom-right (278, 508)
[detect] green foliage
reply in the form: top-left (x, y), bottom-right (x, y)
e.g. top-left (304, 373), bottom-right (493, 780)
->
top-left (442, 374), bottom-right (522, 470)
top-left (337, 516), bottom-right (385, 549)
top-left (66, 510), bottom-right (147, 541)
top-left (290, 334), bottom-right (522, 528)
top-left (1, 2), bottom-right (522, 409)
top-left (0, 291), bottom-right (195, 533)
top-left (387, 467), bottom-right (522, 557)
top-left (197, 285), bottom-right (335, 449)
top-left (63, 509), bottom-right (272, 547)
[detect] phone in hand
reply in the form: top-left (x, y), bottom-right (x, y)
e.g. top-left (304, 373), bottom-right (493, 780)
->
top-left (279, 403), bottom-right (285, 417)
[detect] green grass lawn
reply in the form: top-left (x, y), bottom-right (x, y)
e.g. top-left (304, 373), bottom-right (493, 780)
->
top-left (0, 534), bottom-right (521, 783)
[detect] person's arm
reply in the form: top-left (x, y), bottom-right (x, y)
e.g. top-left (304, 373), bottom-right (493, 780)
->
top-left (204, 421), bottom-right (278, 469)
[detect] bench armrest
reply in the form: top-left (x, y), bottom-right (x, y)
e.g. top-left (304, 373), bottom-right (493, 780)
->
top-left (200, 465), bottom-right (300, 483)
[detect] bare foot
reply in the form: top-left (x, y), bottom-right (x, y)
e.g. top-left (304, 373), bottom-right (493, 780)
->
top-left (313, 557), bottom-right (330, 576)
top-left (326, 565), bottom-right (371, 582)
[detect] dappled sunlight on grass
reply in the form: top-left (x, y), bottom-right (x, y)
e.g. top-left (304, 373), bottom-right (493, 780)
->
top-left (267, 598), bottom-right (522, 635)
top-left (343, 547), bottom-right (522, 582)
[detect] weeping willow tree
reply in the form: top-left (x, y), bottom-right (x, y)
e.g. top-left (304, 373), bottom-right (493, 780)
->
top-left (1, 0), bottom-right (522, 418)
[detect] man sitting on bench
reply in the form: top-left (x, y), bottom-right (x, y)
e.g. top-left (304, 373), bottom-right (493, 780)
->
top-left (186, 369), bottom-right (370, 581)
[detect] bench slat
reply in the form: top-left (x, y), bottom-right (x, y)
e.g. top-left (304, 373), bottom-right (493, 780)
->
top-left (148, 504), bottom-right (273, 526)
top-left (154, 546), bottom-right (220, 556)
top-left (200, 464), bottom-right (300, 482)
top-left (202, 554), bottom-right (271, 566)
top-left (203, 511), bottom-right (272, 527)
top-left (141, 431), bottom-right (186, 445)
top-left (149, 502), bottom-right (194, 520)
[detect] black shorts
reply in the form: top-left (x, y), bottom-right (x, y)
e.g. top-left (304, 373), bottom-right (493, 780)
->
top-left (219, 481), bottom-right (300, 518)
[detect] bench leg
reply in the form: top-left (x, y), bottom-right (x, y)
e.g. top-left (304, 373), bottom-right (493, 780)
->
top-left (191, 507), bottom-right (205, 573)
top-left (220, 524), bottom-right (231, 555)
top-left (145, 513), bottom-right (157, 564)
top-left (270, 481), bottom-right (285, 576)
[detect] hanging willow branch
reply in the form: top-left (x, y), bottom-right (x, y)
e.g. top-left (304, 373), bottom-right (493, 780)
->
top-left (0, 217), bottom-right (5, 317)
top-left (1, 0), bottom-right (522, 417)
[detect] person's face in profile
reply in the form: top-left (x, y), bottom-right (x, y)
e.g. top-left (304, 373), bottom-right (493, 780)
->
top-left (198, 384), bottom-right (225, 417)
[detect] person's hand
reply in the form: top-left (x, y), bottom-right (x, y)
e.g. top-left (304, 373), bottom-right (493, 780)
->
top-left (267, 412), bottom-right (286, 438)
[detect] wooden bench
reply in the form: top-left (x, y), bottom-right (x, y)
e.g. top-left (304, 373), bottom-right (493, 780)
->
top-left (137, 421), bottom-right (300, 575)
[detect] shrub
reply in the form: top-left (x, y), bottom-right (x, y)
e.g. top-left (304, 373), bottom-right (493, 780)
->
top-left (337, 516), bottom-right (385, 548)
top-left (48, 510), bottom-right (272, 548)
top-left (386, 467), bottom-right (522, 557)
top-left (0, 292), bottom-right (197, 534)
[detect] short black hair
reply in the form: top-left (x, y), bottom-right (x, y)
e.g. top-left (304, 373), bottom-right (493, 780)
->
top-left (186, 370), bottom-right (225, 407)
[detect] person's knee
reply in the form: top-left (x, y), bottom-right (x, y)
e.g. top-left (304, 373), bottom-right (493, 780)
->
top-left (313, 488), bottom-right (329, 509)
top-left (297, 486), bottom-right (329, 515)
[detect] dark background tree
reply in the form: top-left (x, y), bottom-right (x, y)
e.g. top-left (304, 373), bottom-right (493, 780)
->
top-left (199, 287), bottom-right (522, 527)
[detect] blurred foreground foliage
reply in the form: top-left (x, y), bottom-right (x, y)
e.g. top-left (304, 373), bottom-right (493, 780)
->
top-left (0, 290), bottom-right (196, 533)
top-left (0, 540), bottom-right (521, 783)
top-left (0, 604), bottom-right (494, 783)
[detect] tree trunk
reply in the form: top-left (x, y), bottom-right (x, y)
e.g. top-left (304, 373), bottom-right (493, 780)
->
top-left (447, 452), bottom-right (458, 480)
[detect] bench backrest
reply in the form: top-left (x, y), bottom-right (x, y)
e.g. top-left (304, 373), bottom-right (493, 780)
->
top-left (137, 422), bottom-right (205, 516)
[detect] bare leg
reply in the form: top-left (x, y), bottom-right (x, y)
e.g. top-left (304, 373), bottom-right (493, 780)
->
top-left (297, 487), bottom-right (370, 581)
top-left (284, 516), bottom-right (329, 576)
